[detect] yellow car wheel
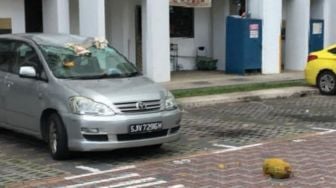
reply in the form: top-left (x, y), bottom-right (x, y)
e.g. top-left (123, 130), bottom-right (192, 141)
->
top-left (317, 71), bottom-right (336, 95)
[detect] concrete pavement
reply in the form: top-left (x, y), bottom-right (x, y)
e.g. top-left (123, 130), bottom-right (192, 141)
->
top-left (164, 71), bottom-right (304, 90)
top-left (178, 86), bottom-right (318, 107)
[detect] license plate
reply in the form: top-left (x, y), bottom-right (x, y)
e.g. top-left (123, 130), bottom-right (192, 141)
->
top-left (129, 122), bottom-right (163, 134)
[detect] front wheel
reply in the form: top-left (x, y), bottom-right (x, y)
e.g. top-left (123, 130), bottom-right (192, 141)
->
top-left (317, 71), bottom-right (336, 95)
top-left (48, 113), bottom-right (70, 160)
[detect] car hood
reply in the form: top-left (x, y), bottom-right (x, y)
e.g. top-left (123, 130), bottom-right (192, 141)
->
top-left (59, 76), bottom-right (167, 104)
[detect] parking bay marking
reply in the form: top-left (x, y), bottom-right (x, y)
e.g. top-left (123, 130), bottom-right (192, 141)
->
top-left (311, 127), bottom-right (336, 135)
top-left (76, 166), bottom-right (101, 173)
top-left (123, 180), bottom-right (168, 188)
top-left (99, 177), bottom-right (160, 188)
top-left (65, 165), bottom-right (136, 180)
top-left (213, 143), bottom-right (264, 154)
top-left (64, 173), bottom-right (140, 188)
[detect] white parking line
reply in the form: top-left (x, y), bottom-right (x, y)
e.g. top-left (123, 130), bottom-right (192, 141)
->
top-left (65, 165), bottom-right (136, 180)
top-left (99, 177), bottom-right (157, 188)
top-left (64, 173), bottom-right (140, 188)
top-left (168, 185), bottom-right (185, 188)
top-left (312, 127), bottom-right (336, 135)
top-left (213, 144), bottom-right (238, 149)
top-left (76, 166), bottom-right (101, 173)
top-left (124, 180), bottom-right (167, 188)
top-left (213, 143), bottom-right (264, 154)
top-left (292, 139), bottom-right (306, 143)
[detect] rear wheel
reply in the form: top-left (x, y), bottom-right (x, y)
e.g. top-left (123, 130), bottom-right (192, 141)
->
top-left (317, 71), bottom-right (336, 95)
top-left (48, 113), bottom-right (70, 160)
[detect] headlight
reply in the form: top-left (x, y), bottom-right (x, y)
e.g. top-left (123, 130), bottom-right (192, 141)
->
top-left (165, 93), bottom-right (178, 111)
top-left (69, 97), bottom-right (115, 116)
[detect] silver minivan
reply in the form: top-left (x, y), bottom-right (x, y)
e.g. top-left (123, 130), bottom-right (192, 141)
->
top-left (0, 34), bottom-right (181, 160)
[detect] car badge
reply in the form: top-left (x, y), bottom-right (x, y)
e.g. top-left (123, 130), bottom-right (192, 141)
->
top-left (136, 102), bottom-right (147, 110)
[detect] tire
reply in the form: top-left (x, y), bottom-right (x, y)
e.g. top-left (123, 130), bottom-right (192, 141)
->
top-left (317, 71), bottom-right (336, 95)
top-left (47, 113), bottom-right (70, 160)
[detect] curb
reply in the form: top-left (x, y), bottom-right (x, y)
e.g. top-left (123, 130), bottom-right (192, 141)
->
top-left (177, 86), bottom-right (319, 108)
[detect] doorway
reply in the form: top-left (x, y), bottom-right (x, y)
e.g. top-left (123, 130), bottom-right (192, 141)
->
top-left (24, 0), bottom-right (43, 33)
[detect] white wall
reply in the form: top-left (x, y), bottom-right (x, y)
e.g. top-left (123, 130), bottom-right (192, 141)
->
top-left (170, 8), bottom-right (212, 70)
top-left (212, 0), bottom-right (230, 71)
top-left (311, 0), bottom-right (324, 19)
top-left (0, 0), bottom-right (25, 33)
top-left (79, 0), bottom-right (105, 37)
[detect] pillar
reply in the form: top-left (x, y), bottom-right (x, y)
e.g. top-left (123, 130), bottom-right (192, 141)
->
top-left (322, 0), bottom-right (336, 46)
top-left (248, 0), bottom-right (282, 74)
top-left (142, 0), bottom-right (170, 82)
top-left (79, 0), bottom-right (105, 37)
top-left (43, 0), bottom-right (70, 33)
top-left (285, 0), bottom-right (310, 70)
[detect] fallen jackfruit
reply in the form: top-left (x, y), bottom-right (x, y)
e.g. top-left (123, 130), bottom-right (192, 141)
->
top-left (263, 158), bottom-right (292, 179)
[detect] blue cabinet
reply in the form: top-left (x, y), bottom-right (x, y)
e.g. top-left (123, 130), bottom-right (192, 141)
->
top-left (309, 19), bottom-right (324, 53)
top-left (226, 16), bottom-right (262, 75)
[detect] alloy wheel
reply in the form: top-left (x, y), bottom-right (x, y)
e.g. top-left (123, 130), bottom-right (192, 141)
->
top-left (319, 74), bottom-right (335, 93)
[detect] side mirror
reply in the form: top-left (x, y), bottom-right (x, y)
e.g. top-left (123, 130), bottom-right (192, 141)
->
top-left (19, 66), bottom-right (37, 78)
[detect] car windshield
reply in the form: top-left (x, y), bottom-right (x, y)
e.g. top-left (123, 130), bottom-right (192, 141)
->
top-left (40, 43), bottom-right (139, 80)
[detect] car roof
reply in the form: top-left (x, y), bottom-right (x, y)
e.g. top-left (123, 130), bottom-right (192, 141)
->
top-left (0, 33), bottom-right (89, 47)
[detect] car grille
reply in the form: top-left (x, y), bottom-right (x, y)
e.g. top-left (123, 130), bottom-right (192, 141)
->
top-left (117, 130), bottom-right (169, 141)
top-left (114, 100), bottom-right (162, 113)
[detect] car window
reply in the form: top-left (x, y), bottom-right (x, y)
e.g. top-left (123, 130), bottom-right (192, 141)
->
top-left (11, 42), bottom-right (42, 75)
top-left (328, 48), bottom-right (336, 55)
top-left (0, 40), bottom-right (15, 73)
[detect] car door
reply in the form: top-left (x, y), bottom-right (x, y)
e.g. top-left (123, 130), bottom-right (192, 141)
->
top-left (4, 41), bottom-right (47, 133)
top-left (0, 40), bottom-right (14, 126)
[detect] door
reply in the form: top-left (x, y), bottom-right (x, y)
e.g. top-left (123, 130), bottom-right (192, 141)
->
top-left (0, 40), bottom-right (15, 125)
top-left (309, 19), bottom-right (324, 53)
top-left (4, 41), bottom-right (45, 132)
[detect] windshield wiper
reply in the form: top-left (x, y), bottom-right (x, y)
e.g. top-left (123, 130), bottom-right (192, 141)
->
top-left (59, 74), bottom-right (120, 80)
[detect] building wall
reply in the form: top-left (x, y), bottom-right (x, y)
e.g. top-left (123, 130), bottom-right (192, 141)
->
top-left (212, 0), bottom-right (230, 71)
top-left (170, 8), bottom-right (212, 70)
top-left (106, 0), bottom-right (137, 64)
top-left (69, 0), bottom-right (79, 35)
top-left (323, 0), bottom-right (336, 46)
top-left (0, 0), bottom-right (25, 33)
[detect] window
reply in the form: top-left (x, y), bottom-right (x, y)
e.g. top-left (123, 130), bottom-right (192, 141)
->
top-left (170, 6), bottom-right (194, 38)
top-left (0, 40), bottom-right (15, 72)
top-left (11, 42), bottom-right (41, 75)
top-left (0, 18), bottom-right (12, 34)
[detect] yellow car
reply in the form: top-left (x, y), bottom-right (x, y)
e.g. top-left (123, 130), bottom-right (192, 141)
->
top-left (305, 45), bottom-right (336, 95)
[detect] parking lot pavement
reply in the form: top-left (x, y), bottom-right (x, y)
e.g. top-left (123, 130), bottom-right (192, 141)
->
top-left (2, 95), bottom-right (336, 187)
top-left (10, 130), bottom-right (336, 188)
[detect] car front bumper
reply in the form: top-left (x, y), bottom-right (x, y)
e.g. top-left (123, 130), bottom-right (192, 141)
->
top-left (60, 110), bottom-right (182, 152)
